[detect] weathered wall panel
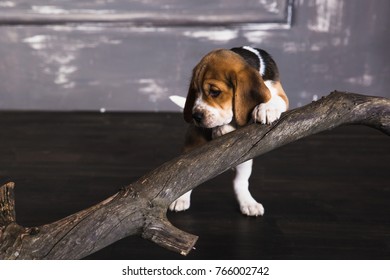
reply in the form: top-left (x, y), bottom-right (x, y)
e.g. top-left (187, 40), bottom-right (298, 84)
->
top-left (0, 0), bottom-right (388, 111)
top-left (0, 0), bottom-right (290, 25)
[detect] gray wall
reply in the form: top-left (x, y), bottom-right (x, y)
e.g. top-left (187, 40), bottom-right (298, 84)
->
top-left (0, 0), bottom-right (389, 111)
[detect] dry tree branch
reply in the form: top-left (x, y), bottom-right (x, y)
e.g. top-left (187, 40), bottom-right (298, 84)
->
top-left (1, 91), bottom-right (389, 259)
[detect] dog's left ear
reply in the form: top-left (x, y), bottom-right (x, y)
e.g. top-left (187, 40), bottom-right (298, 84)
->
top-left (184, 64), bottom-right (203, 123)
top-left (183, 82), bottom-right (196, 123)
top-left (231, 67), bottom-right (271, 126)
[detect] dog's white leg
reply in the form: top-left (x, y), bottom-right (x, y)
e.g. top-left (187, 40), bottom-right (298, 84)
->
top-left (169, 190), bottom-right (192, 212)
top-left (233, 159), bottom-right (264, 216)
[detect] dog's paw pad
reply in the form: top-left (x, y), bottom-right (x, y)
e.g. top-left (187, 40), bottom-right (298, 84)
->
top-left (169, 198), bottom-right (190, 212)
top-left (240, 202), bottom-right (265, 216)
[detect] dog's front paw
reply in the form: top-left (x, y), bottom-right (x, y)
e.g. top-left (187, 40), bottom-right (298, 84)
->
top-left (252, 101), bottom-right (283, 125)
top-left (169, 193), bottom-right (191, 212)
top-left (212, 124), bottom-right (236, 139)
top-left (239, 199), bottom-right (265, 216)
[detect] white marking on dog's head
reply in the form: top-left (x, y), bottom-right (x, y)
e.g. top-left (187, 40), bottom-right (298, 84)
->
top-left (192, 92), bottom-right (233, 128)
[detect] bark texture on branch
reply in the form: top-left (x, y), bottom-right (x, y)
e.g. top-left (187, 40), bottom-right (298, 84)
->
top-left (0, 91), bottom-right (389, 259)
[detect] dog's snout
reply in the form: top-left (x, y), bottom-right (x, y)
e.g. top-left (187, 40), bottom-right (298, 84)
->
top-left (192, 112), bottom-right (203, 123)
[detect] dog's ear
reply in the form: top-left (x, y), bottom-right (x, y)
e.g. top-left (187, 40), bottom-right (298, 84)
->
top-left (232, 67), bottom-right (271, 126)
top-left (183, 81), bottom-right (196, 123)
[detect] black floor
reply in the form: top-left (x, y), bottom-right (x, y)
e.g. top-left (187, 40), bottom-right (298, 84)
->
top-left (0, 112), bottom-right (389, 260)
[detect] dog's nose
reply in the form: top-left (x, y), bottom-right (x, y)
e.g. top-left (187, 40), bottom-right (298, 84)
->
top-left (192, 112), bottom-right (203, 123)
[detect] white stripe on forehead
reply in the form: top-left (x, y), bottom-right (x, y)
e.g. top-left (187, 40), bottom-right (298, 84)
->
top-left (242, 46), bottom-right (265, 76)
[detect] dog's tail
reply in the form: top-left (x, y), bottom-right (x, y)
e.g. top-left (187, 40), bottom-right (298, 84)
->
top-left (169, 95), bottom-right (186, 110)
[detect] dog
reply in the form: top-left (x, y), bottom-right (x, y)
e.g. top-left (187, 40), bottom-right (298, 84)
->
top-left (169, 46), bottom-right (289, 216)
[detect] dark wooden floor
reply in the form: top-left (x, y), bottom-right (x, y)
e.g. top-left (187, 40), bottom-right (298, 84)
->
top-left (0, 112), bottom-right (389, 260)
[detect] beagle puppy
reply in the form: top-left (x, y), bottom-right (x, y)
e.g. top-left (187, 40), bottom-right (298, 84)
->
top-left (169, 46), bottom-right (289, 216)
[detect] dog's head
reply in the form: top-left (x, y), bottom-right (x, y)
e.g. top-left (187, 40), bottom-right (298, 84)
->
top-left (184, 49), bottom-right (270, 128)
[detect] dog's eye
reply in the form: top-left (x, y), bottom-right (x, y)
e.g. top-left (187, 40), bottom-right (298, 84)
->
top-left (209, 87), bottom-right (221, 97)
